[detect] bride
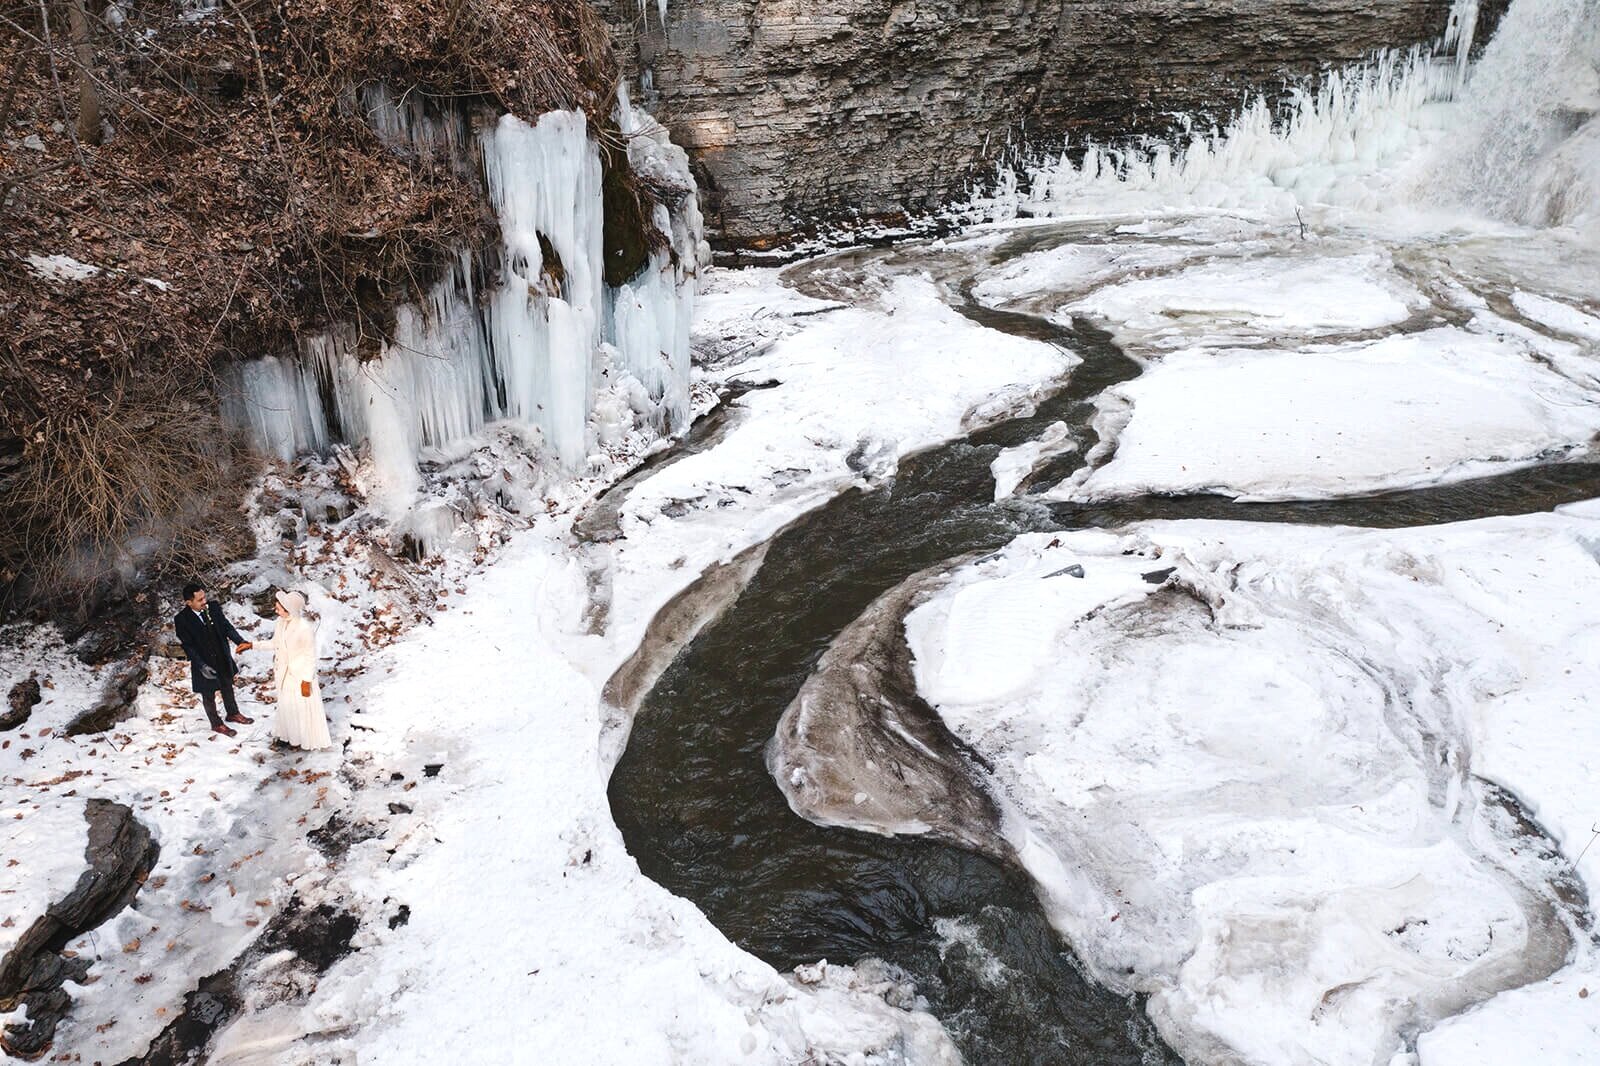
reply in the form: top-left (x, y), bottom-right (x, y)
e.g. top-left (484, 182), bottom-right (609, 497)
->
top-left (256, 590), bottom-right (332, 750)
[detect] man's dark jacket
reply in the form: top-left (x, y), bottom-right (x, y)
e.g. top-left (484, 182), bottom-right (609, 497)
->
top-left (174, 604), bottom-right (245, 694)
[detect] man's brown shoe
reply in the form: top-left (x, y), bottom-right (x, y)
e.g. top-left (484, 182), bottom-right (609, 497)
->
top-left (226, 713), bottom-right (254, 725)
top-left (212, 723), bottom-right (237, 738)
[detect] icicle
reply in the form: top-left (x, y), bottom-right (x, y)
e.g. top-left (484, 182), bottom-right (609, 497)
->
top-left (218, 354), bottom-right (329, 461)
top-left (356, 83), bottom-right (477, 175)
top-left (221, 93), bottom-right (702, 501)
top-left (1440, 0), bottom-right (1482, 96)
top-left (482, 111), bottom-right (606, 469)
top-left (603, 248), bottom-right (694, 435)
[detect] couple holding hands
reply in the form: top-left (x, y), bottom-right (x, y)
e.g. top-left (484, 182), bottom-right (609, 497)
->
top-left (174, 582), bottom-right (331, 750)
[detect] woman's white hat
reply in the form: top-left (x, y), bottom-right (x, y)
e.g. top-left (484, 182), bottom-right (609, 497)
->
top-left (275, 590), bottom-right (307, 617)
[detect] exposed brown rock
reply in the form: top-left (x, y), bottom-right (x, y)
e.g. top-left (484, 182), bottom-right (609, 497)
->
top-left (0, 800), bottom-right (159, 1060)
top-left (1, 675), bottom-right (40, 731)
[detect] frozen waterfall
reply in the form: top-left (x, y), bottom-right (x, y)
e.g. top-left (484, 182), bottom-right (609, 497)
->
top-left (221, 100), bottom-right (701, 513)
top-left (978, 0), bottom-right (1600, 238)
top-left (1439, 0), bottom-right (1600, 233)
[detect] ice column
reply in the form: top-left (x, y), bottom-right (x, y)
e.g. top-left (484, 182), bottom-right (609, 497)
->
top-left (221, 100), bottom-right (702, 503)
top-left (483, 111), bottom-right (606, 469)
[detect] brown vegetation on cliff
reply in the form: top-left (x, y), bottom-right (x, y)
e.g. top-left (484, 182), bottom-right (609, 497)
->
top-left (0, 0), bottom-right (656, 623)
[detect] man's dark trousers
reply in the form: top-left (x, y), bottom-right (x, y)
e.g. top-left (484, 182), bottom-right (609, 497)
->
top-left (174, 604), bottom-right (246, 729)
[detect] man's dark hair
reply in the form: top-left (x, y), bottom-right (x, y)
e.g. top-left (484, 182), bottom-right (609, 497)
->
top-left (182, 582), bottom-right (205, 601)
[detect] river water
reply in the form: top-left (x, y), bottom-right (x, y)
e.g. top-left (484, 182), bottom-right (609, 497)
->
top-left (606, 218), bottom-right (1599, 1063)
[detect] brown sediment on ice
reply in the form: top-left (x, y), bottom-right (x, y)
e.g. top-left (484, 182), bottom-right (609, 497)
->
top-left (766, 557), bottom-right (1009, 861)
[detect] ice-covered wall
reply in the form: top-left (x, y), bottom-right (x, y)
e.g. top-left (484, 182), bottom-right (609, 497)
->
top-left (594, 0), bottom-right (1496, 246)
top-left (976, 0), bottom-right (1599, 239)
top-left (1439, 0), bottom-right (1600, 234)
top-left (221, 99), bottom-right (702, 511)
top-left (974, 48), bottom-right (1460, 220)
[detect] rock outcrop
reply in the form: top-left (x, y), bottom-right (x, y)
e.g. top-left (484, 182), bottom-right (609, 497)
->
top-left (0, 801), bottom-right (158, 1059)
top-left (598, 0), bottom-right (1505, 247)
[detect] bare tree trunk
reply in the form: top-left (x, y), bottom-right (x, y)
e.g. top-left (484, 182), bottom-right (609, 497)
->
top-left (62, 0), bottom-right (101, 145)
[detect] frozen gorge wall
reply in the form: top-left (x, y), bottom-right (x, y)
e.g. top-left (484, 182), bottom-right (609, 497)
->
top-left (222, 99), bottom-right (702, 508)
top-left (979, 0), bottom-right (1600, 236)
top-left (592, 0), bottom-right (1507, 246)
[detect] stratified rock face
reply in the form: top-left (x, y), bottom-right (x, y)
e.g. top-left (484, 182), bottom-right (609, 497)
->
top-left (597, 0), bottom-right (1470, 246)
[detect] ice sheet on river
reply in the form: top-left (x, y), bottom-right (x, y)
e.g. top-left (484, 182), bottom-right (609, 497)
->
top-left (1063, 251), bottom-right (1425, 345)
top-left (620, 273), bottom-right (1075, 531)
top-left (975, 236), bottom-right (1600, 503)
top-left (1058, 326), bottom-right (1600, 502)
top-left (903, 512), bottom-right (1600, 1065)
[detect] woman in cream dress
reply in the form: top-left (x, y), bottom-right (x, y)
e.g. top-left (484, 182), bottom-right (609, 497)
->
top-left (256, 590), bottom-right (331, 750)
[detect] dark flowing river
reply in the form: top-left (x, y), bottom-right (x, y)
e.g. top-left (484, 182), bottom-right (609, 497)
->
top-left (606, 225), bottom-right (1600, 1064)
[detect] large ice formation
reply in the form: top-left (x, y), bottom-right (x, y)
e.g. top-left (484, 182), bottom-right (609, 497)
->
top-left (902, 517), bottom-right (1597, 1065)
top-left (221, 95), bottom-right (702, 514)
top-left (977, 0), bottom-right (1600, 236)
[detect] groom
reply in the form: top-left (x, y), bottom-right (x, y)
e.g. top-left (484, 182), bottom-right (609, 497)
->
top-left (174, 583), bottom-right (254, 737)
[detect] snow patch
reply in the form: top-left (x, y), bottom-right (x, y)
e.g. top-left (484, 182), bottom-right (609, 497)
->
top-left (0, 798), bottom-right (88, 960)
top-left (906, 514), bottom-right (1600, 1065)
top-left (25, 254), bottom-right (100, 282)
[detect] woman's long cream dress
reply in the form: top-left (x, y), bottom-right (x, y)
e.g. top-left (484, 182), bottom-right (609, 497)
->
top-left (260, 617), bottom-right (331, 749)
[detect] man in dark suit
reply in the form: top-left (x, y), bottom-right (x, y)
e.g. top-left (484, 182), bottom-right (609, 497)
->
top-left (174, 582), bottom-right (255, 737)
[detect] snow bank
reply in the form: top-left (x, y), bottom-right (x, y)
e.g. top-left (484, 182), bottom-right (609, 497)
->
top-left (904, 512), bottom-right (1600, 1065)
top-left (1512, 291), bottom-right (1600, 343)
top-left (1413, 964), bottom-right (1600, 1065)
top-left (1054, 326), bottom-right (1600, 502)
top-left (0, 798), bottom-right (87, 960)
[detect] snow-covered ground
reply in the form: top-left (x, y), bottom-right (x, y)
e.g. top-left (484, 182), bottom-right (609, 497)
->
top-left (0, 265), bottom-right (1069, 1063)
top-left (904, 508), bottom-right (1600, 1066)
top-left (6, 0), bottom-right (1600, 1054)
top-left (1, 790), bottom-right (87, 959)
top-left (7, 219), bottom-right (1595, 1064)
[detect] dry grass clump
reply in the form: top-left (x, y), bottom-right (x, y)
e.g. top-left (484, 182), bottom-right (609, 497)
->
top-left (0, 368), bottom-right (244, 619)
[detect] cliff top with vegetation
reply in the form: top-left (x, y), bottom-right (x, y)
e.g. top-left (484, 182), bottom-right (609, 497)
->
top-left (0, 0), bottom-right (657, 629)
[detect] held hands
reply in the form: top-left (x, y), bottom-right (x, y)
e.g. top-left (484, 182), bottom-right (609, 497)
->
top-left (236, 642), bottom-right (252, 653)
top-left (301, 680), bottom-right (312, 698)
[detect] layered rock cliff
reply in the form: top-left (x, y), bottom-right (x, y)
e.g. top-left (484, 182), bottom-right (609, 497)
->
top-left (598, 0), bottom-right (1506, 247)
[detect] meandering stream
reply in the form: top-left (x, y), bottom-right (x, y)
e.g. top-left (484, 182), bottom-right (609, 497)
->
top-left (606, 223), bottom-right (1599, 1063)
